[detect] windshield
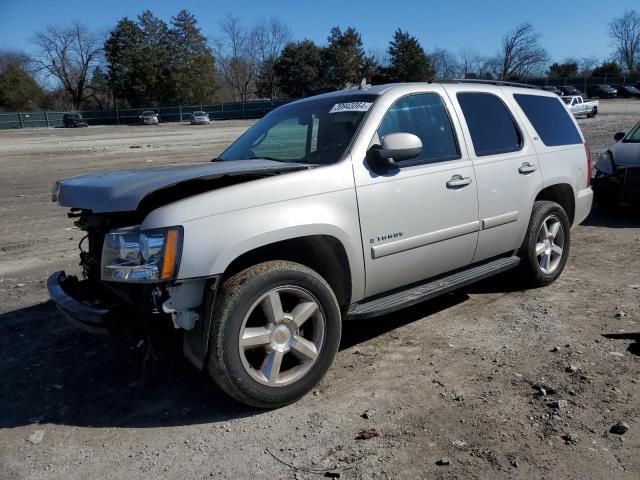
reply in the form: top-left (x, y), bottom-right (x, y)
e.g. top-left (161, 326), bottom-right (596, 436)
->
top-left (194, 111), bottom-right (206, 115)
top-left (624, 121), bottom-right (640, 142)
top-left (562, 98), bottom-right (571, 104)
top-left (142, 111), bottom-right (155, 116)
top-left (219, 94), bottom-right (377, 164)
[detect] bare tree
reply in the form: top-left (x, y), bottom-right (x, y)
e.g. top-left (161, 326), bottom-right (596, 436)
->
top-left (497, 23), bottom-right (549, 80)
top-left (458, 47), bottom-right (482, 78)
top-left (430, 47), bottom-right (460, 78)
top-left (31, 22), bottom-right (102, 108)
top-left (608, 10), bottom-right (640, 73)
top-left (578, 56), bottom-right (599, 76)
top-left (252, 17), bottom-right (290, 99)
top-left (212, 15), bottom-right (258, 102)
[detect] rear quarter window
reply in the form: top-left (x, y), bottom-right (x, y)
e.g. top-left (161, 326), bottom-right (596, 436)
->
top-left (456, 92), bottom-right (522, 156)
top-left (513, 94), bottom-right (583, 147)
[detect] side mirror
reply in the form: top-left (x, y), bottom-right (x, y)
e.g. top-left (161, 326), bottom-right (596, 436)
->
top-left (614, 132), bottom-right (625, 142)
top-left (367, 132), bottom-right (423, 166)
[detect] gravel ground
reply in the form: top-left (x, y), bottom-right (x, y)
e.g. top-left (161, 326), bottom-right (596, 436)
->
top-left (0, 102), bottom-right (639, 480)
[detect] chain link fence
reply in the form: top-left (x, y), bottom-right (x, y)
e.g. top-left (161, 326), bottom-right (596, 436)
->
top-left (0, 99), bottom-right (296, 130)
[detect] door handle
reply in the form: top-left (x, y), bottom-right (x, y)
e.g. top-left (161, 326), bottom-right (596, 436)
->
top-left (518, 162), bottom-right (537, 174)
top-left (446, 174), bottom-right (472, 188)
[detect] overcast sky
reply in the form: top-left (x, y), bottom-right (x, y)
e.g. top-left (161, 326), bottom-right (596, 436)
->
top-left (1, 0), bottom-right (637, 62)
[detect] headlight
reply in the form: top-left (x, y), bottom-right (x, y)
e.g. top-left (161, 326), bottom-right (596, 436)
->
top-left (594, 151), bottom-right (614, 176)
top-left (101, 226), bottom-right (182, 283)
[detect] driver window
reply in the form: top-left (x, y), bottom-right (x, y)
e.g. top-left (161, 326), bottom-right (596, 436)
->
top-left (372, 93), bottom-right (460, 164)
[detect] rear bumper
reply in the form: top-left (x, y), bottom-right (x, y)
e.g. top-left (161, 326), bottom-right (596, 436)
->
top-left (47, 271), bottom-right (111, 335)
top-left (574, 187), bottom-right (593, 226)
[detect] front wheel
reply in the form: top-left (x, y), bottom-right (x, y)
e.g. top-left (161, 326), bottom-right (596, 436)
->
top-left (518, 201), bottom-right (571, 287)
top-left (206, 261), bottom-right (342, 408)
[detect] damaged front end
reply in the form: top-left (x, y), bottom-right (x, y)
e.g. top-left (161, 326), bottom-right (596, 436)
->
top-left (48, 211), bottom-right (196, 330)
top-left (593, 151), bottom-right (640, 205)
top-left (48, 159), bottom-right (310, 366)
top-left (47, 209), bottom-right (213, 367)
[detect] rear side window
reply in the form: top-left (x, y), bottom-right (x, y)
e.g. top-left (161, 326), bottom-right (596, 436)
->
top-left (457, 93), bottom-right (522, 156)
top-left (513, 94), bottom-right (583, 147)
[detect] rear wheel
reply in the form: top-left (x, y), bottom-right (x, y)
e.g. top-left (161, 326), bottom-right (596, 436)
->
top-left (518, 201), bottom-right (571, 287)
top-left (206, 261), bottom-right (341, 408)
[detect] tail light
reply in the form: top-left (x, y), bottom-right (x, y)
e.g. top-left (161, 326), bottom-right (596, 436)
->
top-left (584, 143), bottom-right (592, 187)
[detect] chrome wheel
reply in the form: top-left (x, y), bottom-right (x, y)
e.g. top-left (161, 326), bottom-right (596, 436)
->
top-left (535, 215), bottom-right (565, 274)
top-left (238, 286), bottom-right (325, 387)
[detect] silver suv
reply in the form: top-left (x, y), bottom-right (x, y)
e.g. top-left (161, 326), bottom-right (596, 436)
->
top-left (48, 81), bottom-right (593, 407)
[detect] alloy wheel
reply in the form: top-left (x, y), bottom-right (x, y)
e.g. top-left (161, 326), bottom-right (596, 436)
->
top-left (238, 286), bottom-right (326, 386)
top-left (535, 215), bottom-right (565, 274)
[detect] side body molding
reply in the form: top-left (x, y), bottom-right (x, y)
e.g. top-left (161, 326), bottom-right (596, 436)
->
top-left (370, 212), bottom-right (519, 260)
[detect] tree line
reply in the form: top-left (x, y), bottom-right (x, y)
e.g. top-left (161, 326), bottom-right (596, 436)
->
top-left (1, 9), bottom-right (640, 111)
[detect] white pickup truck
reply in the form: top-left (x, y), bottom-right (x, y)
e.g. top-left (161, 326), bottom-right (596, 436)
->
top-left (562, 95), bottom-right (598, 118)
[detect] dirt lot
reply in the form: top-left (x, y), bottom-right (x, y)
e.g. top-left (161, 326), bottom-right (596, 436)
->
top-left (1, 100), bottom-right (639, 480)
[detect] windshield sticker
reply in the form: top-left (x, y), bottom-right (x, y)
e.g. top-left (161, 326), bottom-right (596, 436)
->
top-left (329, 102), bottom-right (373, 114)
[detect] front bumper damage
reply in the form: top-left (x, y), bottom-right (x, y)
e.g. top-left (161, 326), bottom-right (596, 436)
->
top-left (47, 271), bottom-right (113, 335)
top-left (47, 270), bottom-right (216, 369)
top-left (593, 166), bottom-right (640, 203)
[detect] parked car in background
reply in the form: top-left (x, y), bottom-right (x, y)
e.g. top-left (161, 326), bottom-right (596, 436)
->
top-left (190, 111), bottom-right (211, 125)
top-left (593, 120), bottom-right (640, 207)
top-left (542, 85), bottom-right (563, 96)
top-left (139, 111), bottom-right (159, 125)
top-left (558, 85), bottom-right (582, 96)
top-left (616, 85), bottom-right (640, 98)
top-left (586, 84), bottom-right (617, 98)
top-left (63, 113), bottom-right (88, 128)
top-left (562, 95), bottom-right (598, 118)
top-left (48, 81), bottom-right (593, 408)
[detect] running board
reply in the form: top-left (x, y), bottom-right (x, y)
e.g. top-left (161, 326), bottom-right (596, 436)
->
top-left (346, 256), bottom-right (520, 320)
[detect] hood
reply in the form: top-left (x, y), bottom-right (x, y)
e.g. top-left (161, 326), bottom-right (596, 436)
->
top-left (609, 141), bottom-right (640, 168)
top-left (54, 159), bottom-right (311, 213)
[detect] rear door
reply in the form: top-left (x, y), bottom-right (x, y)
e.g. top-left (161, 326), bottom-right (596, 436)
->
top-left (352, 88), bottom-right (480, 297)
top-left (446, 86), bottom-right (543, 262)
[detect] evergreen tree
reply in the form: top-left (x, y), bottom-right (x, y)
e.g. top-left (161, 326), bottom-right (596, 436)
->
top-left (169, 10), bottom-right (217, 104)
top-left (105, 17), bottom-right (146, 106)
top-left (137, 10), bottom-right (173, 105)
top-left (321, 27), bottom-right (366, 90)
top-left (387, 29), bottom-right (434, 82)
top-left (591, 61), bottom-right (623, 78)
top-left (0, 63), bottom-right (44, 111)
top-left (274, 40), bottom-right (323, 98)
top-left (548, 61), bottom-right (578, 79)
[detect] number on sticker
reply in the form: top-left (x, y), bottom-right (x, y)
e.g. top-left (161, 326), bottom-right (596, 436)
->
top-left (329, 102), bottom-right (372, 114)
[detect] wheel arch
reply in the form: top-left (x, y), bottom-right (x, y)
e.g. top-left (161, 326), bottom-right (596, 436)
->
top-left (535, 183), bottom-right (575, 225)
top-left (220, 234), bottom-right (354, 309)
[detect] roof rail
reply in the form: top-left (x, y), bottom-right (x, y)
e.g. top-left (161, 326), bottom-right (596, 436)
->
top-left (432, 78), bottom-right (541, 90)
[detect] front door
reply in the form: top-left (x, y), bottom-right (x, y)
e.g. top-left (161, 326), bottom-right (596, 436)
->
top-left (354, 91), bottom-right (480, 297)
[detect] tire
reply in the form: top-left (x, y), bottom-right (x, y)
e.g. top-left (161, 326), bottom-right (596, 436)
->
top-left (206, 260), bottom-right (342, 408)
top-left (518, 201), bottom-right (571, 287)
